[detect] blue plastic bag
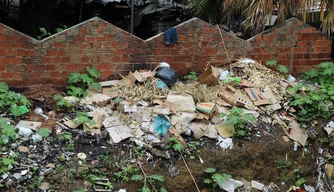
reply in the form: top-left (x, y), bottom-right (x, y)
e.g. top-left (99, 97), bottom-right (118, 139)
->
top-left (156, 80), bottom-right (167, 89)
top-left (153, 115), bottom-right (171, 136)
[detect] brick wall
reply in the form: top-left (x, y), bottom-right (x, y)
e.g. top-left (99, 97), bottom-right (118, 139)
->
top-left (0, 17), bottom-right (331, 87)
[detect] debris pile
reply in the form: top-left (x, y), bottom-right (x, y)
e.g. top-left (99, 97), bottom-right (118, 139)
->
top-left (1, 58), bottom-right (333, 192)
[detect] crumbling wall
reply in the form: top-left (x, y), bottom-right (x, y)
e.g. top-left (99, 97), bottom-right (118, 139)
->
top-left (0, 17), bottom-right (331, 86)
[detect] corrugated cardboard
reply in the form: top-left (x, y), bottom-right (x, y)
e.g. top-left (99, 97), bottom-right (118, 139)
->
top-left (189, 120), bottom-right (209, 139)
top-left (198, 66), bottom-right (220, 85)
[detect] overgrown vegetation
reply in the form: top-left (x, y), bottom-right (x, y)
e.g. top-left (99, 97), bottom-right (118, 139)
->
top-left (289, 62), bottom-right (334, 122)
top-left (203, 167), bottom-right (232, 191)
top-left (266, 60), bottom-right (289, 77)
top-left (0, 82), bottom-right (31, 117)
top-left (37, 25), bottom-right (67, 40)
top-left (67, 66), bottom-right (102, 98)
top-left (183, 72), bottom-right (199, 81)
top-left (217, 107), bottom-right (257, 137)
top-left (53, 94), bottom-right (75, 112)
top-left (132, 173), bottom-right (167, 192)
top-left (165, 136), bottom-right (185, 152)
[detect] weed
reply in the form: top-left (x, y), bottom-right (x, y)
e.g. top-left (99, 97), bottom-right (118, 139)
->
top-left (132, 173), bottom-right (167, 192)
top-left (0, 82), bottom-right (31, 117)
top-left (184, 72), bottom-right (199, 81)
top-left (113, 165), bottom-right (139, 184)
top-left (296, 178), bottom-right (306, 187)
top-left (74, 112), bottom-right (95, 126)
top-left (320, 137), bottom-right (329, 143)
top-left (60, 131), bottom-right (72, 142)
top-left (37, 25), bottom-right (67, 40)
top-left (66, 143), bottom-right (75, 152)
top-left (165, 136), bottom-right (185, 152)
top-left (217, 107), bottom-right (257, 137)
top-left (134, 146), bottom-right (145, 157)
top-left (266, 60), bottom-right (289, 77)
top-left (67, 66), bottom-right (102, 98)
top-left (36, 128), bottom-right (51, 139)
top-left (289, 62), bottom-right (334, 122)
top-left (188, 141), bottom-right (201, 157)
top-left (53, 94), bottom-right (75, 112)
top-left (203, 168), bottom-right (231, 191)
top-left (0, 118), bottom-right (19, 148)
top-left (100, 150), bottom-right (120, 169)
top-left (27, 176), bottom-right (43, 190)
top-left (275, 159), bottom-right (291, 170)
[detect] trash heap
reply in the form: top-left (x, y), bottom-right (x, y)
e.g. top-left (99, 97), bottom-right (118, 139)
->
top-left (52, 58), bottom-right (309, 150)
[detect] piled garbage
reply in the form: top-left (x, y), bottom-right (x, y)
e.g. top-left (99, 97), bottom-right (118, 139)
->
top-left (53, 58), bottom-right (307, 148)
top-left (2, 58), bottom-right (333, 191)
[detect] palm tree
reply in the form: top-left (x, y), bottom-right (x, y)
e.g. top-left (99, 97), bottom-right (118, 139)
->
top-left (191, 0), bottom-right (334, 35)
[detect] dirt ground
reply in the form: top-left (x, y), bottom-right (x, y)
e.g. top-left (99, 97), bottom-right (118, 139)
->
top-left (3, 85), bottom-right (331, 192)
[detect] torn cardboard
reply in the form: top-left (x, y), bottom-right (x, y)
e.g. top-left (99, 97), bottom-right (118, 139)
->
top-left (196, 102), bottom-right (219, 120)
top-left (216, 122), bottom-right (235, 138)
top-left (102, 87), bottom-right (122, 98)
top-left (189, 120), bottom-right (209, 139)
top-left (166, 92), bottom-right (196, 112)
top-left (16, 121), bottom-right (42, 131)
top-left (198, 66), bottom-right (220, 85)
top-left (288, 121), bottom-right (308, 146)
top-left (106, 125), bottom-right (133, 143)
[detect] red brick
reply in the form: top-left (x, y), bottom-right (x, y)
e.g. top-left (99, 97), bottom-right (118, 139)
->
top-left (58, 50), bottom-right (66, 56)
top-left (46, 50), bottom-right (57, 56)
top-left (27, 65), bottom-right (37, 71)
top-left (2, 72), bottom-right (11, 79)
top-left (46, 65), bottom-right (56, 70)
top-left (0, 65), bottom-right (5, 71)
top-left (11, 58), bottom-right (22, 64)
top-left (61, 57), bottom-right (70, 63)
top-left (12, 72), bottom-right (22, 79)
top-left (36, 65), bottom-right (46, 71)
top-left (0, 50), bottom-right (6, 56)
top-left (17, 50), bottom-right (26, 56)
top-left (51, 72), bottom-right (60, 78)
top-left (31, 72), bottom-right (41, 78)
top-left (2, 58), bottom-right (11, 64)
top-left (26, 50), bottom-right (36, 56)
top-left (65, 64), bottom-right (75, 71)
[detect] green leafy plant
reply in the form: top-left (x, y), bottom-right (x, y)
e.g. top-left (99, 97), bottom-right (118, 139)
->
top-left (132, 174), bottom-right (166, 192)
top-left (36, 27), bottom-right (51, 40)
top-left (36, 128), bottom-right (51, 139)
top-left (266, 60), bottom-right (289, 77)
top-left (37, 25), bottom-right (67, 40)
top-left (184, 72), bottom-right (199, 81)
top-left (188, 141), bottom-right (201, 157)
top-left (275, 159), bottom-right (291, 170)
top-left (165, 136), bottom-right (185, 152)
top-left (0, 82), bottom-right (31, 117)
top-left (203, 167), bottom-right (231, 191)
top-left (100, 150), bottom-right (120, 169)
top-left (74, 112), bottom-right (95, 126)
top-left (53, 94), bottom-right (75, 112)
top-left (0, 153), bottom-right (19, 174)
top-left (60, 131), bottom-right (72, 142)
top-left (55, 25), bottom-right (67, 33)
top-left (113, 165), bottom-right (139, 185)
top-left (217, 107), bottom-right (257, 137)
top-left (0, 118), bottom-right (18, 148)
top-left (134, 146), bottom-right (145, 157)
top-left (67, 67), bottom-right (102, 98)
top-left (289, 62), bottom-right (334, 122)
top-left (296, 178), bottom-right (306, 187)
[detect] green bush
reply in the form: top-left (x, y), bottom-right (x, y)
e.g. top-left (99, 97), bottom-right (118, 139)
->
top-left (289, 62), bottom-right (334, 122)
top-left (0, 82), bottom-right (31, 117)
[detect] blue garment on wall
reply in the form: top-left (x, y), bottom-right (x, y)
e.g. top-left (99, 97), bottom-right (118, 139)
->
top-left (164, 28), bottom-right (178, 45)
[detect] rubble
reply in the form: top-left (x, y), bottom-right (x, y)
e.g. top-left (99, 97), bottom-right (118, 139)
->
top-left (1, 57), bottom-right (330, 192)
